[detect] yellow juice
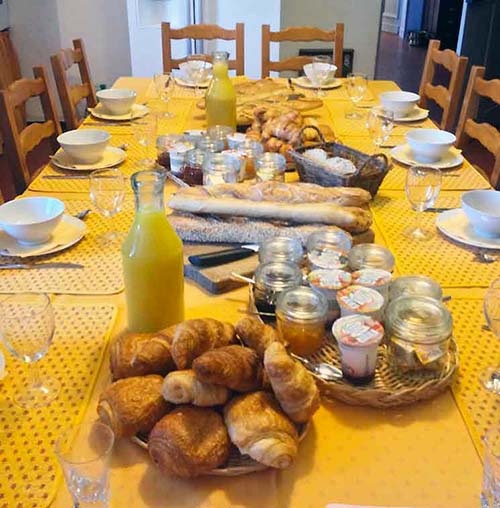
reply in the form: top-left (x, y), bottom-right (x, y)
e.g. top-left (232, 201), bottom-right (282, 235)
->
top-left (122, 208), bottom-right (184, 333)
top-left (206, 58), bottom-right (236, 129)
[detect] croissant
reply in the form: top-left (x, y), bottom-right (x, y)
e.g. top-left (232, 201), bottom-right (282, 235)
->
top-left (170, 318), bottom-right (236, 369)
top-left (110, 327), bottom-right (176, 380)
top-left (148, 406), bottom-right (230, 477)
top-left (224, 391), bottom-right (298, 469)
top-left (264, 342), bottom-right (320, 423)
top-left (97, 375), bottom-right (170, 438)
top-left (193, 345), bottom-right (263, 392)
top-left (162, 370), bottom-right (230, 407)
top-left (235, 317), bottom-right (285, 358)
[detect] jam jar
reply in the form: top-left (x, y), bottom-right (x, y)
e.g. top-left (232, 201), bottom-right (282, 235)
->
top-left (156, 134), bottom-right (183, 170)
top-left (207, 125), bottom-right (234, 150)
top-left (203, 153), bottom-right (239, 186)
top-left (389, 275), bottom-right (443, 302)
top-left (240, 139), bottom-right (264, 179)
top-left (196, 135), bottom-right (225, 153)
top-left (258, 236), bottom-right (304, 266)
top-left (348, 243), bottom-right (395, 272)
top-left (181, 148), bottom-right (206, 185)
top-left (306, 229), bottom-right (353, 271)
top-left (255, 152), bottom-right (287, 182)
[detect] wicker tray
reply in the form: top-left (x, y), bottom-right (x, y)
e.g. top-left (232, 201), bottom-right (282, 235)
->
top-left (248, 286), bottom-right (458, 408)
top-left (132, 422), bottom-right (309, 477)
top-left (288, 126), bottom-right (391, 197)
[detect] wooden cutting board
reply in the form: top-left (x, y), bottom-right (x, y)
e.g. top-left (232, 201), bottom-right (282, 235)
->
top-left (183, 228), bottom-right (376, 294)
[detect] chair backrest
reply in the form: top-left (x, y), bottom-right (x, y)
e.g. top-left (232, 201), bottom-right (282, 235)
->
top-left (51, 38), bottom-right (97, 130)
top-left (0, 66), bottom-right (61, 192)
top-left (418, 39), bottom-right (468, 132)
top-left (162, 23), bottom-right (245, 76)
top-left (456, 65), bottom-right (500, 188)
top-left (261, 24), bottom-right (344, 79)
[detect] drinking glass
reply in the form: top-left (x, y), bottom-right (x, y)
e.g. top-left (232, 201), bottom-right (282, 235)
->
top-left (0, 293), bottom-right (59, 408)
top-left (311, 55), bottom-right (331, 97)
top-left (55, 421), bottom-right (115, 508)
top-left (481, 425), bottom-right (500, 508)
top-left (131, 114), bottom-right (158, 167)
top-left (404, 166), bottom-right (442, 240)
top-left (186, 54), bottom-right (210, 96)
top-left (481, 277), bottom-right (500, 394)
top-left (153, 73), bottom-right (175, 118)
top-left (89, 168), bottom-right (126, 245)
top-left (366, 108), bottom-right (394, 149)
top-left (345, 72), bottom-right (368, 119)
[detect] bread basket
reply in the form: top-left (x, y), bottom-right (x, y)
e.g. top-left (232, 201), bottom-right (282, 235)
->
top-left (289, 126), bottom-right (391, 197)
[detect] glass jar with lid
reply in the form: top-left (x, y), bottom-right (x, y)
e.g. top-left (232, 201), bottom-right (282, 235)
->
top-left (306, 229), bottom-right (353, 270)
top-left (259, 236), bottom-right (303, 266)
top-left (207, 125), bottom-right (234, 150)
top-left (241, 139), bottom-right (264, 179)
top-left (196, 135), bottom-right (225, 153)
top-left (255, 152), bottom-right (287, 182)
top-left (156, 134), bottom-right (182, 171)
top-left (385, 296), bottom-right (453, 375)
top-left (203, 153), bottom-right (239, 186)
top-left (180, 148), bottom-right (206, 186)
top-left (389, 275), bottom-right (443, 302)
top-left (348, 243), bottom-right (395, 272)
top-left (276, 286), bottom-right (328, 356)
top-left (253, 261), bottom-right (303, 318)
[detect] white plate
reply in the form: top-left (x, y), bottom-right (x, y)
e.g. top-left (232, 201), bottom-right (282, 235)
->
top-left (51, 146), bottom-right (126, 171)
top-left (291, 76), bottom-right (342, 90)
top-left (390, 144), bottom-right (464, 169)
top-left (88, 103), bottom-right (149, 121)
top-left (174, 76), bottom-right (211, 89)
top-left (436, 208), bottom-right (500, 250)
top-left (374, 105), bottom-right (429, 122)
top-left (0, 215), bottom-right (87, 258)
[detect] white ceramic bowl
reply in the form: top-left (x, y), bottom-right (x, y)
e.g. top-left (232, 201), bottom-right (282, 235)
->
top-left (0, 197), bottom-right (65, 245)
top-left (379, 91), bottom-right (420, 117)
top-left (303, 63), bottom-right (337, 85)
top-left (96, 88), bottom-right (136, 115)
top-left (462, 190), bottom-right (500, 237)
top-left (179, 61), bottom-right (213, 83)
top-left (57, 129), bottom-right (110, 164)
top-left (406, 129), bottom-right (456, 163)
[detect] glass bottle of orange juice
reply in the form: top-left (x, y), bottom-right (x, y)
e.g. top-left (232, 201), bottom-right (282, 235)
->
top-left (122, 170), bottom-right (184, 332)
top-left (206, 51), bottom-right (236, 129)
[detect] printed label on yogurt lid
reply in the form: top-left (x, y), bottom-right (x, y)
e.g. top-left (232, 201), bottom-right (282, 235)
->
top-left (334, 315), bottom-right (384, 346)
top-left (308, 269), bottom-right (352, 290)
top-left (353, 269), bottom-right (392, 287)
top-left (338, 286), bottom-right (384, 312)
top-left (308, 248), bottom-right (349, 269)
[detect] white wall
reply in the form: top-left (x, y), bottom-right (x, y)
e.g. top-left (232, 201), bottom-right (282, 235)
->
top-left (280, 0), bottom-right (384, 78)
top-left (0, 0), bottom-right (9, 31)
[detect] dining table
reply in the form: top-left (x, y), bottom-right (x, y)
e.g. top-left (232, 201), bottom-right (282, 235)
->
top-left (0, 74), bottom-right (498, 508)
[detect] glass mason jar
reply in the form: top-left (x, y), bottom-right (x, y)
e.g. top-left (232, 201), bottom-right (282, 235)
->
top-left (256, 152), bottom-right (287, 182)
top-left (276, 286), bottom-right (328, 356)
top-left (241, 139), bottom-right (264, 179)
top-left (122, 170), bottom-right (184, 333)
top-left (385, 296), bottom-right (453, 375)
top-left (389, 275), bottom-right (443, 302)
top-left (306, 229), bottom-right (353, 270)
top-left (208, 125), bottom-right (234, 150)
top-left (196, 135), bottom-right (225, 153)
top-left (348, 243), bottom-right (396, 272)
top-left (202, 153), bottom-right (239, 186)
top-left (181, 148), bottom-right (207, 185)
top-left (259, 236), bottom-right (304, 266)
top-left (253, 261), bottom-right (303, 317)
top-left (156, 134), bottom-right (182, 171)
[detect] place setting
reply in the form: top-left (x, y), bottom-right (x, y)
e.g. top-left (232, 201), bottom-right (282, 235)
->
top-left (173, 56), bottom-right (213, 95)
top-left (290, 56), bottom-right (342, 93)
top-left (88, 87), bottom-right (150, 121)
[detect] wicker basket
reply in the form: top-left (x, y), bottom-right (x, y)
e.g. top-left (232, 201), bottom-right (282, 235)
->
top-left (289, 126), bottom-right (391, 197)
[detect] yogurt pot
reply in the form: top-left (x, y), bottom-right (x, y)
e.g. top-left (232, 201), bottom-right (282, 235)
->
top-left (336, 284), bottom-right (385, 321)
top-left (169, 141), bottom-right (195, 175)
top-left (307, 269), bottom-right (352, 323)
top-left (333, 314), bottom-right (384, 385)
top-left (351, 268), bottom-right (392, 300)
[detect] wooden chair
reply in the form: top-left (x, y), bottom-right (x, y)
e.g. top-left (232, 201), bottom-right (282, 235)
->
top-left (418, 39), bottom-right (468, 132)
top-left (261, 24), bottom-right (344, 78)
top-left (162, 23), bottom-right (245, 76)
top-left (456, 65), bottom-right (500, 188)
top-left (51, 38), bottom-right (97, 130)
top-left (0, 66), bottom-right (61, 193)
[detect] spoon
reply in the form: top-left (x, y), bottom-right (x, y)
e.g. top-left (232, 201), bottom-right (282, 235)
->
top-left (476, 250), bottom-right (498, 263)
top-left (230, 272), bottom-right (255, 285)
top-left (289, 352), bottom-right (343, 381)
top-left (74, 209), bottom-right (91, 220)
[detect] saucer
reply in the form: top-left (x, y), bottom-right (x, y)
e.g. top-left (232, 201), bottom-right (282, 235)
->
top-left (51, 147), bottom-right (126, 171)
top-left (174, 76), bottom-right (211, 88)
top-left (390, 144), bottom-right (464, 169)
top-left (88, 103), bottom-right (149, 121)
top-left (0, 215), bottom-right (87, 258)
top-left (374, 105), bottom-right (429, 122)
top-left (291, 76), bottom-right (342, 90)
top-left (436, 209), bottom-right (500, 250)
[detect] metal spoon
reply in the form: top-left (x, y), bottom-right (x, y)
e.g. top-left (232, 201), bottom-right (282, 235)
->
top-left (289, 352), bottom-right (343, 381)
top-left (230, 272), bottom-right (255, 285)
top-left (476, 250), bottom-right (498, 263)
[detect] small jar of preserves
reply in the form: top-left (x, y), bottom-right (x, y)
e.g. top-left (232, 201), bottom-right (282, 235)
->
top-left (156, 134), bottom-right (183, 171)
top-left (255, 152), bottom-right (286, 182)
top-left (389, 275), bottom-right (443, 302)
top-left (208, 125), bottom-right (234, 150)
top-left (348, 243), bottom-right (395, 272)
top-left (203, 153), bottom-right (239, 186)
top-left (181, 148), bottom-right (206, 186)
top-left (196, 135), bottom-right (225, 153)
top-left (306, 229), bottom-right (353, 271)
top-left (240, 139), bottom-right (264, 179)
top-left (276, 286), bottom-right (328, 356)
top-left (259, 236), bottom-right (303, 266)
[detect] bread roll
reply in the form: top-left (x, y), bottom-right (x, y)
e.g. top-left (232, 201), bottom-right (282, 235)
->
top-left (235, 317), bottom-right (285, 358)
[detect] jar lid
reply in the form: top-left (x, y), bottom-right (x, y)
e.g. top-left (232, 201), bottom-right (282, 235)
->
top-left (186, 148), bottom-right (208, 166)
top-left (196, 136), bottom-right (225, 152)
top-left (306, 229), bottom-right (353, 255)
top-left (352, 268), bottom-right (392, 288)
top-left (336, 285), bottom-right (385, 313)
top-left (385, 296), bottom-right (452, 345)
top-left (390, 275), bottom-right (442, 301)
top-left (333, 314), bottom-right (384, 347)
top-left (276, 286), bottom-right (328, 321)
top-left (348, 243), bottom-right (395, 272)
top-left (156, 134), bottom-right (183, 151)
top-left (254, 261), bottom-right (303, 292)
top-left (241, 139), bottom-right (264, 156)
top-left (256, 152), bottom-right (286, 170)
top-left (208, 125), bottom-right (234, 140)
top-left (308, 269), bottom-right (352, 291)
top-left (169, 141), bottom-right (194, 155)
top-left (203, 153), bottom-right (238, 173)
top-left (259, 236), bottom-right (303, 264)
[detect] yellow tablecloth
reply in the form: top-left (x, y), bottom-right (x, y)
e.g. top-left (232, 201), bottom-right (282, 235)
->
top-left (3, 76), bottom-right (496, 508)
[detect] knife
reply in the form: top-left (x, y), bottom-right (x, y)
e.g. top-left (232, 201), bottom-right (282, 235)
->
top-left (0, 262), bottom-right (84, 270)
top-left (188, 245), bottom-right (259, 268)
top-left (43, 175), bottom-right (89, 180)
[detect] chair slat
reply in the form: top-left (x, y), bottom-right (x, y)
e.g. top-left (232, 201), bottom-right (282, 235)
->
top-left (19, 120), bottom-right (57, 155)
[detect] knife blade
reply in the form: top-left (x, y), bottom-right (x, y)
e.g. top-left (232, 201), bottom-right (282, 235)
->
top-left (43, 175), bottom-right (89, 180)
top-left (0, 262), bottom-right (84, 270)
top-left (188, 245), bottom-right (259, 268)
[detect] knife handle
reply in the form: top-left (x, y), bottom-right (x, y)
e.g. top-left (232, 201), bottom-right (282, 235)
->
top-left (188, 248), bottom-right (256, 268)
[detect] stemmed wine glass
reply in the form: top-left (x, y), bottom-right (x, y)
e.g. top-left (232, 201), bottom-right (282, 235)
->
top-left (153, 73), bottom-right (175, 118)
top-left (0, 293), bottom-right (59, 408)
top-left (89, 168), bottom-right (126, 245)
top-left (482, 278), bottom-right (500, 395)
top-left (404, 166), bottom-right (442, 240)
top-left (310, 55), bottom-right (332, 97)
top-left (131, 113), bottom-right (158, 167)
top-left (186, 54), bottom-right (210, 96)
top-left (345, 72), bottom-right (368, 119)
top-left (366, 108), bottom-right (394, 149)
